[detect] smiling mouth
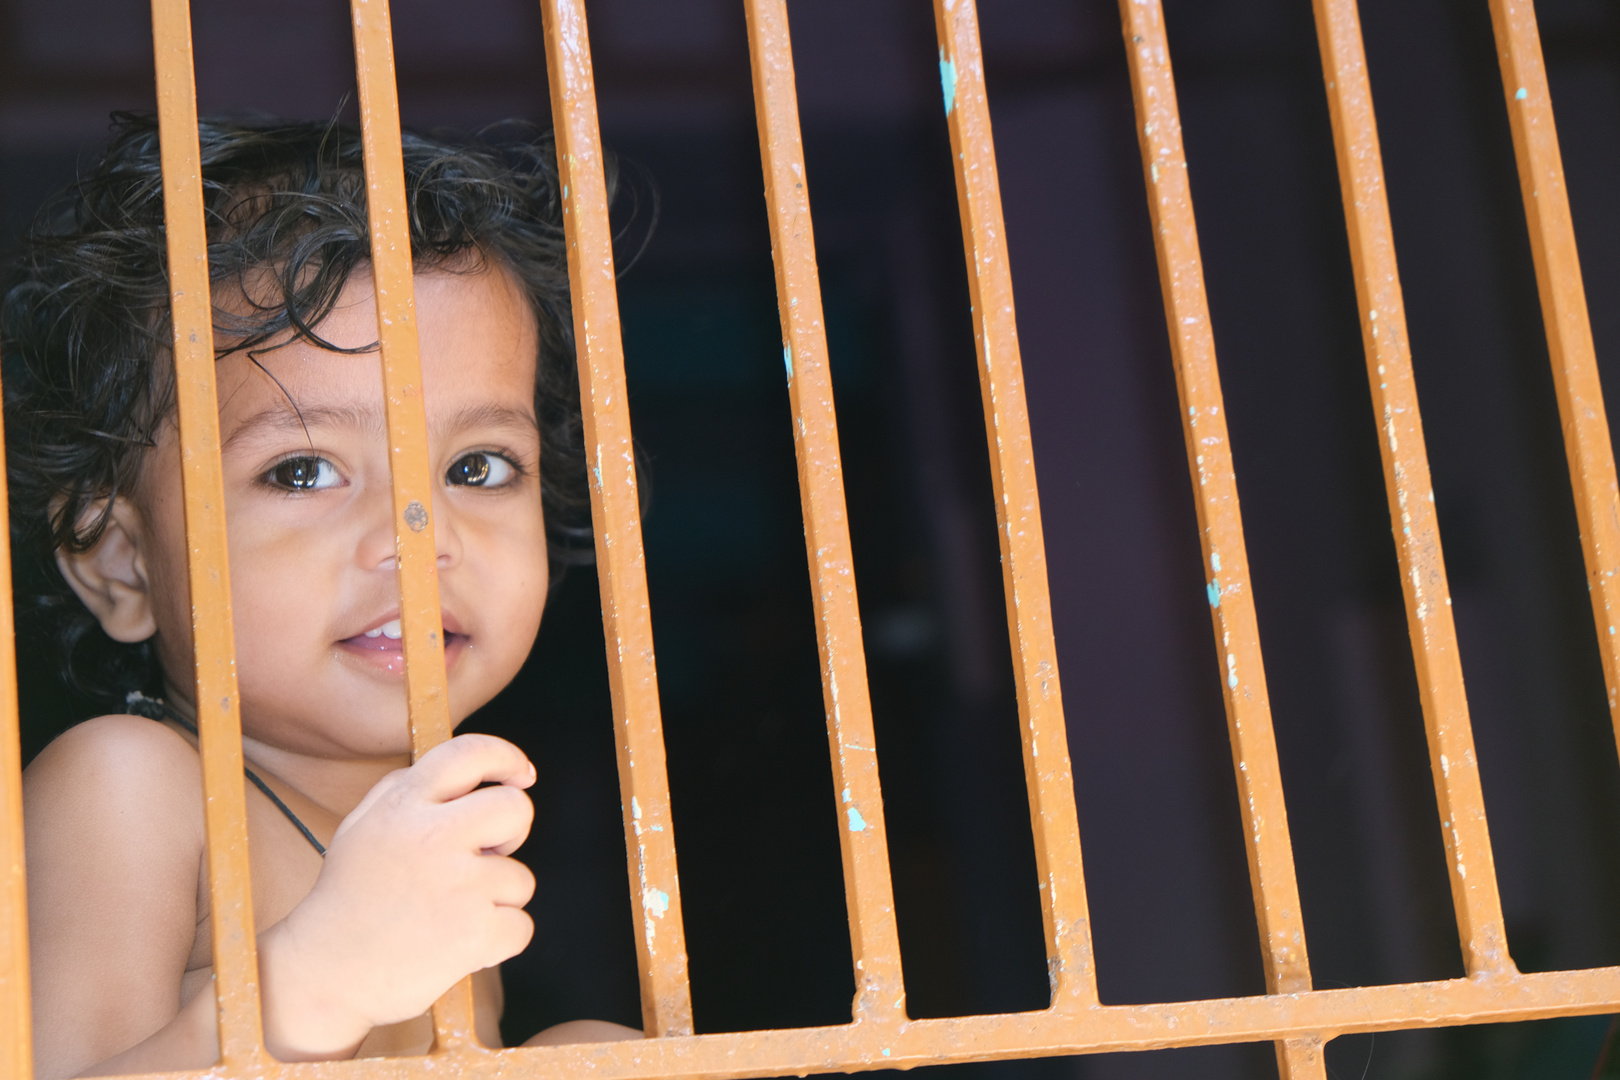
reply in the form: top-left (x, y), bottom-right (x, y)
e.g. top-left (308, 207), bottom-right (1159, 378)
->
top-left (337, 618), bottom-right (469, 675)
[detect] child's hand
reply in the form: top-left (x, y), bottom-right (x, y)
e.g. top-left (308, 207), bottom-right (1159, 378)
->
top-left (257, 733), bottom-right (537, 1059)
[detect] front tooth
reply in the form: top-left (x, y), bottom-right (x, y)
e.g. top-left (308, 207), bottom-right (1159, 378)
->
top-left (364, 627), bottom-right (383, 638)
top-left (380, 619), bottom-right (403, 640)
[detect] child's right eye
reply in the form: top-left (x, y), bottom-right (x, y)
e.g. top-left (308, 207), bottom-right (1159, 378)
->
top-left (263, 456), bottom-right (342, 492)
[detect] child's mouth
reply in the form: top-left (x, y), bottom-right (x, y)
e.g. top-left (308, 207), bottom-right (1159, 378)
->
top-left (337, 618), bottom-right (468, 675)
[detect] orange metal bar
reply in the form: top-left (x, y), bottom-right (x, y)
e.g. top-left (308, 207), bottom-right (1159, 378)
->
top-left (744, 0), bottom-right (906, 1025)
top-left (540, 0), bottom-right (694, 1038)
top-left (98, 963), bottom-right (1620, 1080)
top-left (1117, 2), bottom-right (1319, 1073)
top-left (1310, 0), bottom-right (1512, 978)
top-left (151, 0), bottom-right (269, 1065)
top-left (1118, 0), bottom-right (1312, 1015)
top-left (932, 0), bottom-right (1097, 1012)
top-left (1486, 3), bottom-right (1620, 747)
top-left (0, 388), bottom-right (29, 1080)
top-left (349, 0), bottom-right (478, 1049)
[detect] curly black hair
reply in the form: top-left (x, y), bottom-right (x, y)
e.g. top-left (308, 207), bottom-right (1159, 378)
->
top-left (2, 113), bottom-right (594, 702)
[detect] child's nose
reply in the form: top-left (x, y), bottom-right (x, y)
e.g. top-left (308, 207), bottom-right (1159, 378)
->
top-left (356, 487), bottom-right (462, 571)
top-left (432, 495), bottom-right (464, 570)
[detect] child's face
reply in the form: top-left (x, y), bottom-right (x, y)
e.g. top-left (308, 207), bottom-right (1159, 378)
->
top-left (126, 265), bottom-right (549, 759)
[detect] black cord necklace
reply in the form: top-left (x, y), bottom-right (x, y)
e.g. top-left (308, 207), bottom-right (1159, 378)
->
top-left (126, 692), bottom-right (327, 857)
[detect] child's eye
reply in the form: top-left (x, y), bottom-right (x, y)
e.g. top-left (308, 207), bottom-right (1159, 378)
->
top-left (264, 456), bottom-right (342, 492)
top-left (446, 452), bottom-right (516, 488)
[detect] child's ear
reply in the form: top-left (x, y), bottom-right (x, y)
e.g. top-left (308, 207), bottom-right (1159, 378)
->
top-left (55, 497), bottom-right (156, 643)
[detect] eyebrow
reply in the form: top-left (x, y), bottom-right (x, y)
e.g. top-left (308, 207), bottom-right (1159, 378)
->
top-left (222, 401), bottom-right (539, 453)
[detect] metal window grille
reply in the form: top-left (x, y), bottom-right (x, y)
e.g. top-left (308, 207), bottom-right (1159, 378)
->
top-left (1, 1), bottom-right (1616, 1078)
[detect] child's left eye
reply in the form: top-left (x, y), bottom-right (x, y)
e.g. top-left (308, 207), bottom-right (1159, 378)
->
top-left (446, 452), bottom-right (516, 488)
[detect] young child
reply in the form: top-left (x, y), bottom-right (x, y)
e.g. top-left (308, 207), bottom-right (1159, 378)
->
top-left (6, 115), bottom-right (637, 1075)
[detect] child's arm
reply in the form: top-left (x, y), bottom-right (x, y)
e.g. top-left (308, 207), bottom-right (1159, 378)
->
top-left (26, 722), bottom-right (535, 1077)
top-left (523, 1020), bottom-right (643, 1046)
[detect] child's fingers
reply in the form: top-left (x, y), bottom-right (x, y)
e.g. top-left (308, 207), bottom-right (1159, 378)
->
top-left (478, 854), bottom-right (537, 910)
top-left (408, 734), bottom-right (535, 803)
top-left (330, 766), bottom-right (411, 842)
top-left (483, 904), bottom-right (535, 964)
top-left (444, 783), bottom-right (534, 855)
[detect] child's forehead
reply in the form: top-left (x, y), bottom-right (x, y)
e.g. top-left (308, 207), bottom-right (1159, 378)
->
top-left (214, 267), bottom-right (540, 444)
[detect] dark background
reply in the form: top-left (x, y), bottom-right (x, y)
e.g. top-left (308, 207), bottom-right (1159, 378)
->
top-left (6, 0), bottom-right (1620, 1076)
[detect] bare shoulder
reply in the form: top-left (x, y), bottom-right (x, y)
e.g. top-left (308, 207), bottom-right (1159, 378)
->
top-left (25, 713), bottom-right (204, 845)
top-left (24, 712), bottom-right (206, 911)
top-left (25, 715), bottom-right (209, 1077)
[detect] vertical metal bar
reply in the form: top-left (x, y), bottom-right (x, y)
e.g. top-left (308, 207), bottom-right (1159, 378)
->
top-left (1486, 2), bottom-right (1620, 753)
top-left (150, 0), bottom-right (269, 1064)
top-left (540, 0), bottom-right (694, 1037)
top-left (1310, 0), bottom-right (1512, 978)
top-left (0, 388), bottom-right (29, 1080)
top-left (349, 0), bottom-right (479, 1049)
top-left (744, 0), bottom-right (906, 1024)
top-left (1117, 2), bottom-right (1322, 1074)
top-left (932, 0), bottom-right (1099, 1013)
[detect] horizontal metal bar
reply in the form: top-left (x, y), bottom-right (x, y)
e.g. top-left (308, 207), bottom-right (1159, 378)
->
top-left (1310, 0), bottom-right (1511, 977)
top-left (541, 0), bottom-right (694, 1038)
top-left (150, 0), bottom-right (268, 1065)
top-left (744, 0), bottom-right (906, 1023)
top-left (932, 0), bottom-right (1097, 1012)
top-left (101, 965), bottom-right (1620, 1080)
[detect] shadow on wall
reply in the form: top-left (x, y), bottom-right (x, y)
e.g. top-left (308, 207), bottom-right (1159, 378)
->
top-left (5, 0), bottom-right (1620, 1076)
